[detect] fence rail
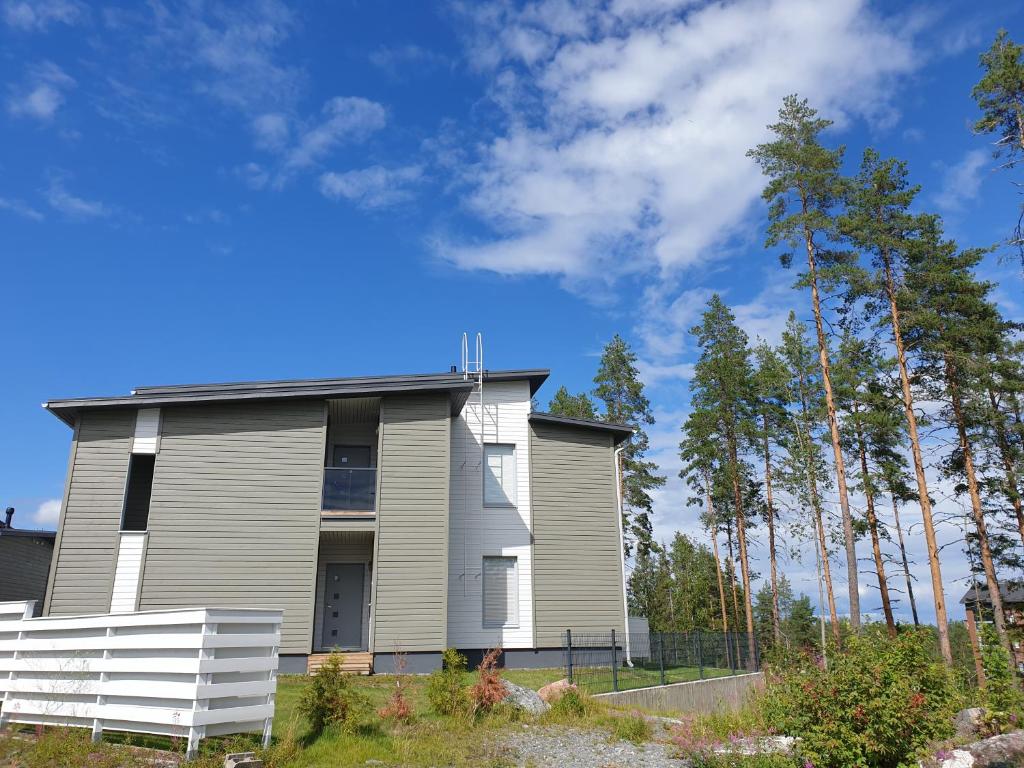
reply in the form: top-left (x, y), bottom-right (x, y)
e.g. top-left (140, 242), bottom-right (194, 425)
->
top-left (0, 600), bottom-right (282, 759)
top-left (564, 628), bottom-right (760, 694)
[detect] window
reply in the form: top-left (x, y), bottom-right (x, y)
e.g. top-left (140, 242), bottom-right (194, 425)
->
top-left (482, 556), bottom-right (518, 628)
top-left (483, 444), bottom-right (516, 506)
top-left (121, 454), bottom-right (155, 531)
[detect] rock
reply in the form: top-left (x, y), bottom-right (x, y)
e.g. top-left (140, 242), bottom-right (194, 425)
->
top-left (934, 750), bottom-right (974, 768)
top-left (224, 753), bottom-right (262, 768)
top-left (954, 708), bottom-right (986, 739)
top-left (537, 679), bottom-right (577, 703)
top-left (501, 679), bottom-right (550, 715)
top-left (966, 730), bottom-right (1024, 767)
top-left (713, 735), bottom-right (797, 756)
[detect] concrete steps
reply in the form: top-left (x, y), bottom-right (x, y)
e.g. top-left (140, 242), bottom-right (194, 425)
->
top-left (307, 652), bottom-right (373, 675)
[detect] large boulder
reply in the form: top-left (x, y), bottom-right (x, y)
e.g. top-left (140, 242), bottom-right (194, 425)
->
top-left (954, 708), bottom-right (986, 740)
top-left (501, 679), bottom-right (550, 715)
top-left (967, 730), bottom-right (1024, 767)
top-left (537, 679), bottom-right (577, 703)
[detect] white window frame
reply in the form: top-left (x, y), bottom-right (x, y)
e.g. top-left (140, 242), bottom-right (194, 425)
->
top-left (483, 443), bottom-right (517, 507)
top-left (482, 555), bottom-right (519, 629)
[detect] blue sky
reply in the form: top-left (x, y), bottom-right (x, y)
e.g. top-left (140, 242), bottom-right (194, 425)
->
top-left (2, 0), bottom-right (1023, 624)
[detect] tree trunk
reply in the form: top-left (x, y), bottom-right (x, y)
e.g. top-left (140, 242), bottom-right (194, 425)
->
top-left (709, 518), bottom-right (733, 670)
top-left (853, 407), bottom-right (896, 637)
top-left (944, 352), bottom-right (1013, 663)
top-left (727, 435), bottom-right (758, 669)
top-left (891, 495), bottom-right (920, 626)
top-left (801, 212), bottom-right (860, 630)
top-left (762, 414), bottom-right (782, 644)
top-left (987, 387), bottom-right (1024, 549)
top-left (882, 253), bottom-right (952, 663)
top-left (725, 521), bottom-right (743, 666)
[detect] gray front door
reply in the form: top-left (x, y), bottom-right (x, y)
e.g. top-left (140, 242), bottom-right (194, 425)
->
top-left (322, 563), bottom-right (365, 650)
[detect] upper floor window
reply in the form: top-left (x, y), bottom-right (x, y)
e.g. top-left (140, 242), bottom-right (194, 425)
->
top-left (121, 453), bottom-right (155, 531)
top-left (483, 444), bottom-right (516, 507)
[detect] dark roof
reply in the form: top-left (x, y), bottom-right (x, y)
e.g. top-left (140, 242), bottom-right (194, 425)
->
top-left (44, 369), bottom-right (550, 427)
top-left (960, 583), bottom-right (1024, 605)
top-left (0, 528), bottom-right (56, 540)
top-left (529, 411), bottom-right (635, 444)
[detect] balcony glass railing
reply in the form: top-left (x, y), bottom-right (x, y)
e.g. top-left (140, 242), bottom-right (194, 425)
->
top-left (322, 467), bottom-right (377, 512)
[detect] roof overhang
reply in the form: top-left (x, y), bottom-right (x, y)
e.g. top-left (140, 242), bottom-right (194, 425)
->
top-left (44, 368), bottom-right (550, 427)
top-left (528, 411), bottom-right (635, 445)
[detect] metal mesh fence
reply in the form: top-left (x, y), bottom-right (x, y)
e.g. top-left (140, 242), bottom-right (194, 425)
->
top-left (563, 629), bottom-right (760, 694)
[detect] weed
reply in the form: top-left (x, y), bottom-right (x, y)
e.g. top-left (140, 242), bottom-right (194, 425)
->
top-left (469, 647), bottom-right (506, 715)
top-left (610, 712), bottom-right (652, 744)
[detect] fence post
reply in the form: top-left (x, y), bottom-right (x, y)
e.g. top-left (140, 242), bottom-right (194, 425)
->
top-left (696, 629), bottom-right (704, 680)
top-left (658, 632), bottom-right (666, 686)
top-left (566, 629), bottom-right (573, 684)
top-left (611, 629), bottom-right (619, 692)
top-left (753, 631), bottom-right (761, 672)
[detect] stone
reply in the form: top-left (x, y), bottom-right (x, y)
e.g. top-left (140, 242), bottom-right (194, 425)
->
top-left (712, 735), bottom-right (797, 756)
top-left (537, 679), bottom-right (577, 703)
top-left (954, 708), bottom-right (986, 739)
top-left (934, 750), bottom-right (975, 768)
top-left (501, 678), bottom-right (550, 715)
top-left (966, 730), bottom-right (1024, 767)
top-left (224, 753), bottom-right (262, 768)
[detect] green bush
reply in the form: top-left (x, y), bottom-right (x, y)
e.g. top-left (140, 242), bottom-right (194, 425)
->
top-left (761, 626), bottom-right (957, 768)
top-left (549, 687), bottom-right (600, 719)
top-left (978, 623), bottom-right (1024, 734)
top-left (298, 652), bottom-right (369, 735)
top-left (426, 648), bottom-right (470, 716)
top-left (611, 712), bottom-right (653, 744)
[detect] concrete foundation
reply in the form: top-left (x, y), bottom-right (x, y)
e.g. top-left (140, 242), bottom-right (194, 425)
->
top-left (594, 672), bottom-right (764, 714)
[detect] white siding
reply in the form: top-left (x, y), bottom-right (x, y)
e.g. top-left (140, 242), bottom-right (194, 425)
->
top-left (447, 380), bottom-right (534, 648)
top-left (132, 408), bottom-right (160, 454)
top-left (109, 532), bottom-right (146, 612)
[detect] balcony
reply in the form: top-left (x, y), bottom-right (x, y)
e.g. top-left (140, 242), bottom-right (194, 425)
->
top-left (322, 467), bottom-right (376, 514)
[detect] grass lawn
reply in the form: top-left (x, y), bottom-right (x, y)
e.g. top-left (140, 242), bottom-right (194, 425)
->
top-left (571, 664), bottom-right (735, 694)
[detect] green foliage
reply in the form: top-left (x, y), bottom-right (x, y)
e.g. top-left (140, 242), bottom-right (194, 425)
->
top-left (610, 712), bottom-right (652, 744)
top-left (299, 653), bottom-right (370, 735)
top-left (426, 648), bottom-right (470, 716)
top-left (547, 688), bottom-right (601, 720)
top-left (761, 627), bottom-right (957, 768)
top-left (594, 333), bottom-right (665, 552)
top-left (0, 727), bottom-right (146, 768)
top-left (546, 385), bottom-right (597, 419)
top-left (972, 30), bottom-right (1024, 164)
top-left (978, 623), bottom-right (1024, 734)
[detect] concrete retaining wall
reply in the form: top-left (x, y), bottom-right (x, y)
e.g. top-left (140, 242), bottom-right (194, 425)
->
top-left (594, 672), bottom-right (764, 714)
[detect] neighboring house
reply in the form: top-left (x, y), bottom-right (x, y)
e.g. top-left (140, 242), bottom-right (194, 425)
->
top-left (961, 582), bottom-right (1024, 672)
top-left (0, 507), bottom-right (56, 607)
top-left (41, 369), bottom-right (631, 674)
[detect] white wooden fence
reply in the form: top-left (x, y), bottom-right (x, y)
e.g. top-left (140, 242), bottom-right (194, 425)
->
top-left (0, 601), bottom-right (282, 759)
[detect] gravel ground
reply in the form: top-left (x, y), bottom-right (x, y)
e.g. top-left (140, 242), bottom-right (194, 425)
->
top-left (497, 724), bottom-right (686, 768)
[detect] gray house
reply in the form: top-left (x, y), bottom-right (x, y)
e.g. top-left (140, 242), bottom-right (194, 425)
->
top-left (41, 368), bottom-right (631, 673)
top-left (0, 508), bottom-right (56, 607)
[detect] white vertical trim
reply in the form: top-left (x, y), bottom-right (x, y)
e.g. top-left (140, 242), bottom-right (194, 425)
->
top-left (109, 533), bottom-right (146, 613)
top-left (132, 409), bottom-right (160, 454)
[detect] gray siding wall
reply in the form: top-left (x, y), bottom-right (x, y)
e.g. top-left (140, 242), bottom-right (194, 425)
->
top-left (372, 394), bottom-right (450, 653)
top-left (0, 536), bottom-right (55, 603)
top-left (47, 409), bottom-right (135, 615)
top-left (139, 400), bottom-right (325, 654)
top-left (529, 422), bottom-right (626, 647)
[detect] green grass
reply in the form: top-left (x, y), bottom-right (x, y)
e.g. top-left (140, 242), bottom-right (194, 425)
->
top-left (572, 664), bottom-right (734, 694)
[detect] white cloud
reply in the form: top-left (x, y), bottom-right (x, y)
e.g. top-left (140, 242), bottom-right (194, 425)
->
top-left (442, 0), bottom-right (919, 285)
top-left (933, 148), bottom-right (988, 213)
top-left (234, 162), bottom-right (270, 190)
top-left (251, 112), bottom-right (290, 150)
top-left (0, 196), bottom-right (44, 221)
top-left (7, 61), bottom-right (75, 121)
top-left (369, 44), bottom-right (450, 77)
top-left (31, 499), bottom-right (61, 528)
top-left (3, 0), bottom-right (85, 30)
top-left (319, 165), bottom-right (424, 208)
top-left (281, 97), bottom-right (388, 173)
top-left (44, 176), bottom-right (112, 218)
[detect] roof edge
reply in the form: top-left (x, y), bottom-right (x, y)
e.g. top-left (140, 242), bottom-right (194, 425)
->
top-left (529, 411), bottom-right (635, 444)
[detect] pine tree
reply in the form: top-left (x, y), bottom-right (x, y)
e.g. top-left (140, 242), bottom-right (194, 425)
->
top-left (593, 335), bottom-right (665, 554)
top-left (839, 148), bottom-right (953, 661)
top-left (779, 311), bottom-right (841, 646)
top-left (748, 95), bottom-right (862, 630)
top-left (971, 29), bottom-right (1024, 259)
top-left (982, 334), bottom-right (1024, 548)
top-left (753, 340), bottom-right (789, 644)
top-left (687, 295), bottom-right (759, 666)
top-left (547, 385), bottom-right (598, 419)
top-left (902, 217), bottom-right (1014, 664)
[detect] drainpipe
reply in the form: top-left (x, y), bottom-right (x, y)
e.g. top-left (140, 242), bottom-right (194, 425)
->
top-left (614, 443), bottom-right (633, 667)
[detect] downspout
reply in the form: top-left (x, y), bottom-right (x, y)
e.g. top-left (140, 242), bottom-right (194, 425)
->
top-left (614, 442), bottom-right (633, 667)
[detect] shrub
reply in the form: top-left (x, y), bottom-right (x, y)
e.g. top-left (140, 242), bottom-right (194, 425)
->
top-left (427, 648), bottom-right (470, 716)
top-left (978, 623), bottom-right (1024, 735)
top-left (377, 650), bottom-right (414, 723)
top-left (469, 647), bottom-right (506, 714)
top-left (549, 687), bottom-right (600, 719)
top-left (761, 626), bottom-right (957, 768)
top-left (298, 652), bottom-right (368, 735)
top-left (611, 712), bottom-right (653, 744)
